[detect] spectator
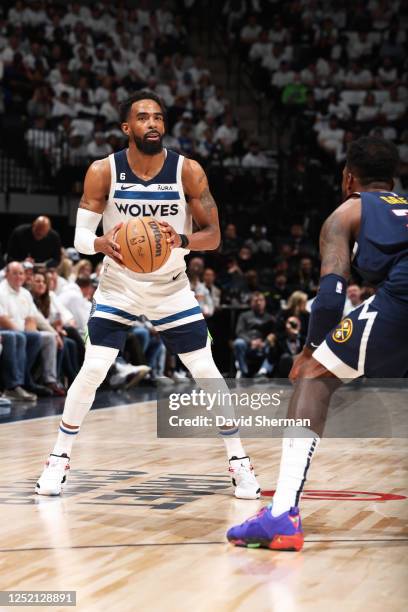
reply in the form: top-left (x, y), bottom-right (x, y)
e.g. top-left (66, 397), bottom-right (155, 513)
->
top-left (276, 290), bottom-right (310, 338)
top-left (343, 284), bottom-right (363, 315)
top-left (242, 141), bottom-right (269, 168)
top-left (203, 268), bottom-right (221, 311)
top-left (58, 277), bottom-right (94, 336)
top-left (87, 133), bottom-right (113, 160)
top-left (31, 271), bottom-right (81, 386)
top-left (0, 262), bottom-right (64, 397)
top-left (6, 216), bottom-right (62, 268)
top-left (233, 292), bottom-right (275, 378)
top-left (221, 223), bottom-right (241, 256)
top-left (267, 315), bottom-right (304, 377)
top-left (356, 92), bottom-right (379, 123)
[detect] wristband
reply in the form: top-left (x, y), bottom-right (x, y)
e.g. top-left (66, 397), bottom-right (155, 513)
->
top-left (305, 273), bottom-right (346, 349)
top-left (179, 234), bottom-right (190, 248)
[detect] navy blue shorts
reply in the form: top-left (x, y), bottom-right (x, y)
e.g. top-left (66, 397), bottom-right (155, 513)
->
top-left (87, 315), bottom-right (208, 355)
top-left (314, 289), bottom-right (408, 378)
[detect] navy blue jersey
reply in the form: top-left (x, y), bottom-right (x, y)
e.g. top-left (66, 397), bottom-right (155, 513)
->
top-left (353, 191), bottom-right (408, 302)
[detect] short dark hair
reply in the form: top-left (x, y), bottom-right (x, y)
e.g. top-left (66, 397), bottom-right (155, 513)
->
top-left (76, 276), bottom-right (92, 288)
top-left (346, 136), bottom-right (400, 186)
top-left (119, 91), bottom-right (167, 123)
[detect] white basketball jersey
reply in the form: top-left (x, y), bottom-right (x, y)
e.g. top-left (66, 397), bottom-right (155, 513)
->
top-left (104, 147), bottom-right (192, 278)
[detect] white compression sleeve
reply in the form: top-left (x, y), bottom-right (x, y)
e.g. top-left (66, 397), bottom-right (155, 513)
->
top-left (74, 208), bottom-right (103, 255)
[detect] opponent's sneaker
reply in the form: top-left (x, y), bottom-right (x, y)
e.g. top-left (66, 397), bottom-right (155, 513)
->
top-left (229, 456), bottom-right (261, 500)
top-left (227, 505), bottom-right (304, 551)
top-left (35, 453), bottom-right (70, 496)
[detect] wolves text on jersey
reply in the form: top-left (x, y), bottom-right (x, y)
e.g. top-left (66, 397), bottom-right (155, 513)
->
top-left (114, 202), bottom-right (179, 216)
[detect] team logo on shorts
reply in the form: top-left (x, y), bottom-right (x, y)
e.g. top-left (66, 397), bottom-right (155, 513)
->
top-left (332, 318), bottom-right (353, 343)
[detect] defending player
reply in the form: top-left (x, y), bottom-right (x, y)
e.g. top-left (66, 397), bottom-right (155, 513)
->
top-left (227, 136), bottom-right (408, 550)
top-left (36, 91), bottom-right (260, 500)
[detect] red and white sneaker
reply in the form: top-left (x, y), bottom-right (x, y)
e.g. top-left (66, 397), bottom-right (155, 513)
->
top-left (229, 456), bottom-right (261, 500)
top-left (35, 453), bottom-right (70, 496)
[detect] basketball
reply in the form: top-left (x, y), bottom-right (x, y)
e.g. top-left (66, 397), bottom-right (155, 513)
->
top-left (115, 217), bottom-right (170, 273)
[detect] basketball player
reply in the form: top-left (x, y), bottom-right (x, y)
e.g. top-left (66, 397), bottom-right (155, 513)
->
top-left (227, 136), bottom-right (408, 550)
top-left (36, 91), bottom-right (260, 499)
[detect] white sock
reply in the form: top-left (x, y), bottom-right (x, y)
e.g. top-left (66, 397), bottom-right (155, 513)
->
top-left (52, 343), bottom-right (118, 458)
top-left (219, 432), bottom-right (246, 460)
top-left (271, 426), bottom-right (320, 517)
top-left (178, 341), bottom-right (247, 461)
top-left (53, 422), bottom-right (80, 457)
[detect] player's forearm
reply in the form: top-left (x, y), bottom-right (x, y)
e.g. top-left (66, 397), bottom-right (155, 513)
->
top-left (185, 226), bottom-right (220, 251)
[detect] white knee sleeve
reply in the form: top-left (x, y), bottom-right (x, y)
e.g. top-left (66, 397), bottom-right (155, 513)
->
top-left (178, 341), bottom-right (236, 420)
top-left (178, 340), bottom-right (223, 379)
top-left (62, 344), bottom-right (118, 425)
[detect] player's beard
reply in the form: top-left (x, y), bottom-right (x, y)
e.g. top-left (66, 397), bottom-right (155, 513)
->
top-left (133, 131), bottom-right (163, 155)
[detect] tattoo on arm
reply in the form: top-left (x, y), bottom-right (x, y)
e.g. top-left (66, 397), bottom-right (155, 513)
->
top-left (320, 213), bottom-right (351, 278)
top-left (200, 187), bottom-right (217, 213)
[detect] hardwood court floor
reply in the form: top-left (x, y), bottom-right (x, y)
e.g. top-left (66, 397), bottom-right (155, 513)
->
top-left (0, 400), bottom-right (407, 612)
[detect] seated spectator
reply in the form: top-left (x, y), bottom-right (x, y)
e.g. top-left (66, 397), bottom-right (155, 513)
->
top-left (294, 256), bottom-right (319, 296)
top-left (242, 141), bottom-right (269, 168)
top-left (244, 225), bottom-right (273, 266)
top-left (233, 292), bottom-right (275, 378)
top-left (276, 290), bottom-right (310, 338)
top-left (240, 15), bottom-right (262, 51)
top-left (0, 262), bottom-right (64, 397)
top-left (189, 269), bottom-right (214, 319)
top-left (343, 284), bottom-right (363, 315)
top-left (266, 272), bottom-right (291, 312)
top-left (6, 216), bottom-right (62, 268)
top-left (355, 92), bottom-right (379, 123)
top-left (214, 113), bottom-right (239, 147)
top-left (317, 115), bottom-right (345, 158)
top-left (217, 257), bottom-right (247, 304)
top-left (375, 57), bottom-right (398, 89)
top-left (203, 268), bottom-right (221, 311)
top-left (31, 271), bottom-right (81, 386)
top-left (344, 61), bottom-right (373, 90)
top-left (380, 87), bottom-right (406, 123)
top-left (237, 246), bottom-right (255, 272)
top-left (221, 223), bottom-right (241, 256)
top-left (58, 277), bottom-right (94, 336)
top-left (281, 73), bottom-right (308, 107)
top-left (87, 133), bottom-right (113, 160)
top-left (51, 92), bottom-right (76, 118)
top-left (267, 315), bottom-right (304, 377)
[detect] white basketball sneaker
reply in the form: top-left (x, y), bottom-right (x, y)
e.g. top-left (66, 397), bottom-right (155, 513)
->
top-left (35, 453), bottom-right (70, 496)
top-left (229, 456), bottom-right (261, 500)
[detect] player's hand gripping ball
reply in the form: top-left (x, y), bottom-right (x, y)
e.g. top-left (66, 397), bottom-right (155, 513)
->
top-left (115, 217), bottom-right (171, 273)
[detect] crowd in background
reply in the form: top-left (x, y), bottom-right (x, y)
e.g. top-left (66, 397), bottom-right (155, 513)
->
top-left (1, 0), bottom-right (405, 402)
top-left (0, 0), bottom-right (272, 195)
top-left (222, 0), bottom-right (407, 190)
top-left (0, 214), bottom-right (371, 403)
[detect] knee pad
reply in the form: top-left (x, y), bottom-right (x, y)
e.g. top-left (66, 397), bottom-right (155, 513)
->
top-left (68, 344), bottom-right (118, 399)
top-left (178, 341), bottom-right (222, 379)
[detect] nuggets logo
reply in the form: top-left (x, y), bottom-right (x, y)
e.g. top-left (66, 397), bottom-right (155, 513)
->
top-left (332, 318), bottom-right (353, 343)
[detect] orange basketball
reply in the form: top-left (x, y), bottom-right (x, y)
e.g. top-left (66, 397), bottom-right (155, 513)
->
top-left (115, 217), bottom-right (171, 273)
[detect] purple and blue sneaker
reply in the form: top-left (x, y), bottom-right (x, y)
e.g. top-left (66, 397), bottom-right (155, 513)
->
top-left (226, 505), bottom-right (304, 551)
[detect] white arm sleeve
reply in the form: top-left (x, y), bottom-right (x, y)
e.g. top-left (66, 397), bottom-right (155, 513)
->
top-left (74, 208), bottom-right (103, 255)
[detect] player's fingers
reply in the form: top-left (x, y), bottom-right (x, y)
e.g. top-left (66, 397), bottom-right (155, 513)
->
top-left (113, 222), bottom-right (123, 232)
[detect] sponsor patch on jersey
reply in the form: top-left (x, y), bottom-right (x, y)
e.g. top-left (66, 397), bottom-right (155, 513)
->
top-left (332, 318), bottom-right (353, 343)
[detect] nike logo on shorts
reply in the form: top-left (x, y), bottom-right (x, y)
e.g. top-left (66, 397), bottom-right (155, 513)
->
top-left (172, 272), bottom-right (182, 281)
top-left (120, 184), bottom-right (139, 190)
